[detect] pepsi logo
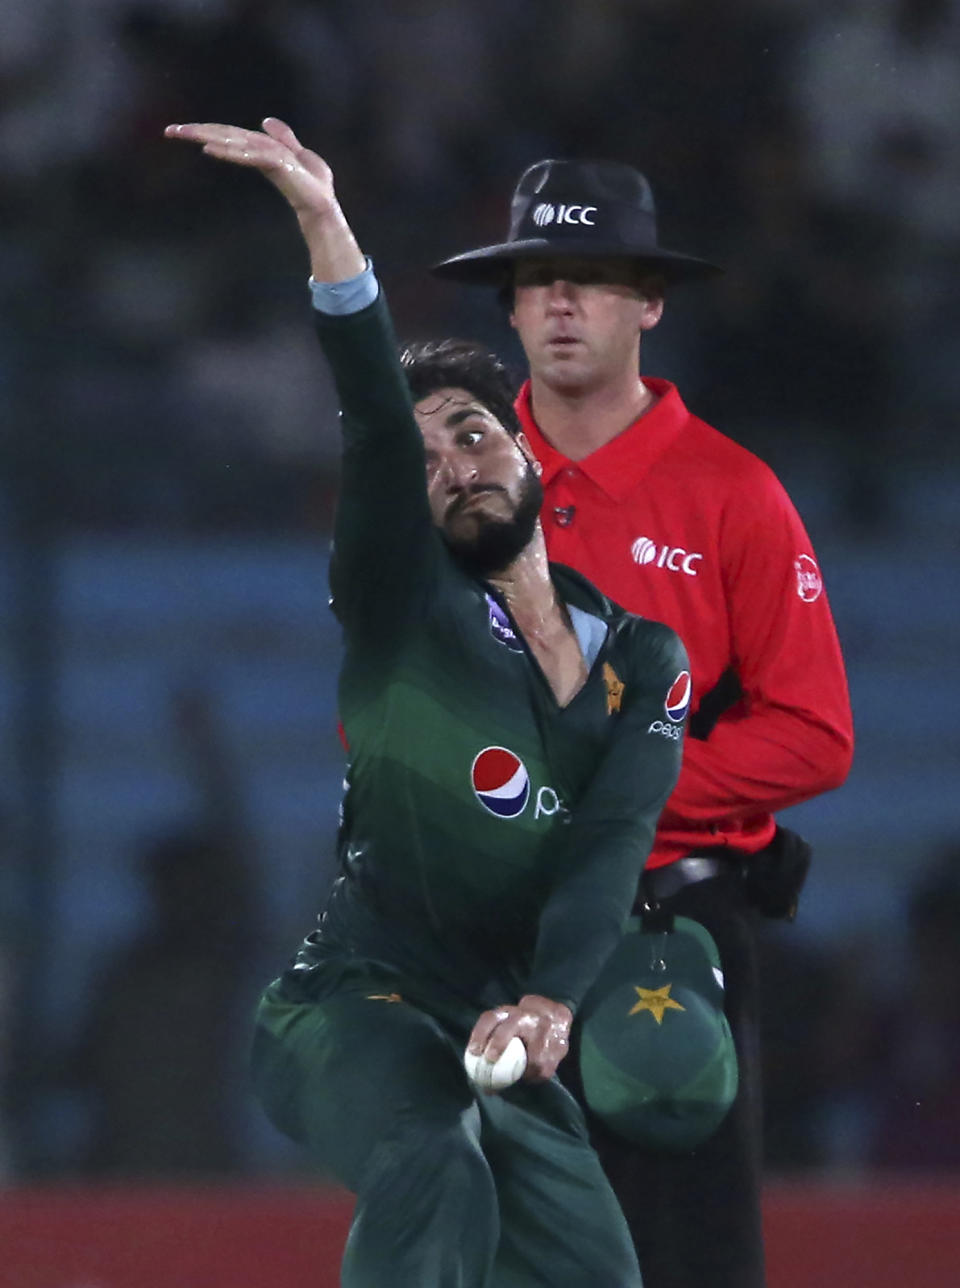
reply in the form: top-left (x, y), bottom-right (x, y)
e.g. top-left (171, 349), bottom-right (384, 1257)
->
top-left (471, 746), bottom-right (530, 819)
top-left (665, 670), bottom-right (692, 723)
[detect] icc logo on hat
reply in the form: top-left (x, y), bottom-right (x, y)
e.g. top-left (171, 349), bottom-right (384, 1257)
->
top-left (532, 202), bottom-right (597, 228)
top-left (665, 670), bottom-right (692, 723)
top-left (471, 746), bottom-right (530, 818)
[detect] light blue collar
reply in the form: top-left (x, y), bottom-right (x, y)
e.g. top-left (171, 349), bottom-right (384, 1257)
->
top-left (567, 603), bottom-right (607, 668)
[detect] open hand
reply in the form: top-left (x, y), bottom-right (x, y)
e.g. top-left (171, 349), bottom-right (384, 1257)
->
top-left (164, 117), bottom-right (364, 280)
top-left (164, 117), bottom-right (338, 223)
top-left (467, 994), bottom-right (573, 1084)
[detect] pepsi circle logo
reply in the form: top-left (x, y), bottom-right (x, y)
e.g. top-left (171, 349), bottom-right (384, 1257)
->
top-left (471, 746), bottom-right (530, 818)
top-left (665, 670), bottom-right (692, 723)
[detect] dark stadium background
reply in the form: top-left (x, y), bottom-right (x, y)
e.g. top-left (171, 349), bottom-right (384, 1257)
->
top-left (1, 1), bottom-right (958, 1282)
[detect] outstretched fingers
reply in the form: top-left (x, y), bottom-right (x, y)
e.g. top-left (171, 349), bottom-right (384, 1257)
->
top-left (164, 122), bottom-right (283, 169)
top-left (163, 118), bottom-right (338, 221)
top-left (261, 116), bottom-right (300, 150)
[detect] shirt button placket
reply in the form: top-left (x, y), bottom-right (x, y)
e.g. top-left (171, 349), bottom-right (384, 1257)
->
top-left (552, 468), bottom-right (577, 528)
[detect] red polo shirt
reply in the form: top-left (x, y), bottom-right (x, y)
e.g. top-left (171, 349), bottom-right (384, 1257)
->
top-left (516, 378), bottom-right (854, 869)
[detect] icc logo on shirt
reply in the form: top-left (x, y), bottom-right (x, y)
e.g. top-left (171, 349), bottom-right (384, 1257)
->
top-left (631, 536), bottom-right (703, 577)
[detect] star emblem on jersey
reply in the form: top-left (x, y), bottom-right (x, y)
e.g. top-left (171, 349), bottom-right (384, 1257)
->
top-left (471, 746), bottom-right (530, 818)
top-left (665, 670), bottom-right (692, 722)
top-left (603, 662), bottom-right (625, 715)
top-left (628, 983), bottom-right (686, 1025)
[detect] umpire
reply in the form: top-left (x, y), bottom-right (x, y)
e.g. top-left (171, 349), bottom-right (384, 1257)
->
top-left (434, 157), bottom-right (855, 1287)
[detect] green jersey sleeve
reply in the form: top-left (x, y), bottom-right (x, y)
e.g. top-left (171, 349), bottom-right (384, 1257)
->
top-left (314, 293), bottom-right (442, 635)
top-left (525, 621), bottom-right (689, 1011)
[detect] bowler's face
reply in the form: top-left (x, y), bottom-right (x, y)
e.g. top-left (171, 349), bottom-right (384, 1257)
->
top-left (414, 386), bottom-right (539, 541)
top-left (509, 257), bottom-right (664, 395)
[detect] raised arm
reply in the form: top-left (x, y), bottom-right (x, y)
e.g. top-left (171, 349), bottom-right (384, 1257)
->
top-left (165, 119), bottom-right (440, 634)
top-left (165, 118), bottom-right (365, 282)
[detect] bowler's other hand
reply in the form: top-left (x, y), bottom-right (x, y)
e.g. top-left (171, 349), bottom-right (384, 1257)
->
top-left (164, 118), bottom-right (337, 223)
top-left (467, 995), bottom-right (573, 1083)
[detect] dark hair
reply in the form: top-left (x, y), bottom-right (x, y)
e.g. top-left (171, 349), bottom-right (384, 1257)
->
top-left (399, 338), bottom-right (522, 438)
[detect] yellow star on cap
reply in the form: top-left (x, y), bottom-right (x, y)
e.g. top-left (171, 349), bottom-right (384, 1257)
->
top-left (628, 983), bottom-right (685, 1025)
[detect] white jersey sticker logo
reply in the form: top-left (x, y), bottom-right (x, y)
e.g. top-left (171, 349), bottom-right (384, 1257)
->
top-left (794, 554), bottom-right (823, 602)
top-left (631, 536), bottom-right (703, 577)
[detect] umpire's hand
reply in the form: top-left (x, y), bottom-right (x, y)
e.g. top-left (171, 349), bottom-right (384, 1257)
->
top-left (467, 995), bottom-right (573, 1084)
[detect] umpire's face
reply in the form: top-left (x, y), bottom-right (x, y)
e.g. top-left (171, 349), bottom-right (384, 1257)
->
top-left (416, 387), bottom-right (543, 573)
top-left (509, 256), bottom-right (664, 396)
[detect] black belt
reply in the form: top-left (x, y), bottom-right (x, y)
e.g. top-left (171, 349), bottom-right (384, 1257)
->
top-left (643, 854), bottom-right (742, 904)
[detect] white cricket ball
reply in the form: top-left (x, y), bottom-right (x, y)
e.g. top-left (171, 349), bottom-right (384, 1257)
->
top-left (463, 1035), bottom-right (528, 1093)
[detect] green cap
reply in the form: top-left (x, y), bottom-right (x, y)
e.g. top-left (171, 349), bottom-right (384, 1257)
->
top-left (578, 915), bottom-right (738, 1150)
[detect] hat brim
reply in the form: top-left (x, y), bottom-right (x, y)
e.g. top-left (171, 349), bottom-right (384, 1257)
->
top-left (432, 239), bottom-right (723, 286)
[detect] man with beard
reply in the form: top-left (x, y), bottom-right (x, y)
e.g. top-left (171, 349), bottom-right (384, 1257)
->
top-left (167, 118), bottom-right (689, 1287)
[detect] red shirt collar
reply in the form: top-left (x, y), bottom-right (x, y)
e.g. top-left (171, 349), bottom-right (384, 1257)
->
top-left (514, 377), bottom-right (689, 501)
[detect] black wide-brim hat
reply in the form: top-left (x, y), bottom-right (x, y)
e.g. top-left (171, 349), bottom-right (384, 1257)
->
top-left (432, 159), bottom-right (722, 287)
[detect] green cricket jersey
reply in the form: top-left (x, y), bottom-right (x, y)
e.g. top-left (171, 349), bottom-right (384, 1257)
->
top-left (282, 292), bottom-right (688, 1021)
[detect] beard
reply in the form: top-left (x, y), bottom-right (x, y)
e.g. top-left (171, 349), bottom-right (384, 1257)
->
top-left (442, 461), bottom-right (544, 578)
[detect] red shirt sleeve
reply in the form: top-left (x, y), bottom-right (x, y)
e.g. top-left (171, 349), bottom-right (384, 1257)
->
top-left (660, 462), bottom-right (853, 833)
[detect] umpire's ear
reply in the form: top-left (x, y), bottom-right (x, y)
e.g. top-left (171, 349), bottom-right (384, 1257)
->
top-left (515, 433), bottom-right (542, 476)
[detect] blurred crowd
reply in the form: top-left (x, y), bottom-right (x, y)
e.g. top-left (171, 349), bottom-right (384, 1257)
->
top-left (2, 0), bottom-right (959, 1182)
top-left (759, 848), bottom-right (960, 1174)
top-left (2, 0), bottom-right (959, 533)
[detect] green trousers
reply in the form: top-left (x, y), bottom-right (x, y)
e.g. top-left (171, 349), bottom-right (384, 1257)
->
top-left (252, 979), bottom-right (642, 1288)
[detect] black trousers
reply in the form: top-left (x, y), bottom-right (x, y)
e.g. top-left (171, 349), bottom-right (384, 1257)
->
top-left (561, 870), bottom-right (766, 1288)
